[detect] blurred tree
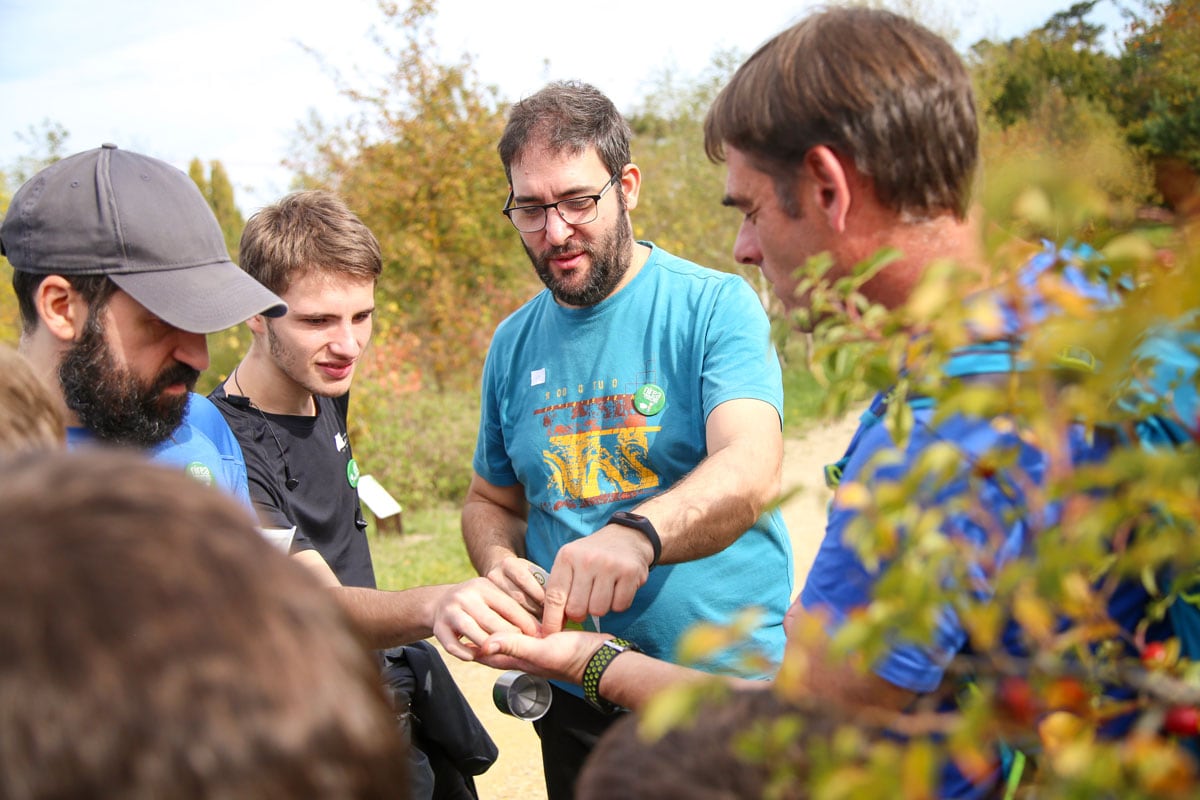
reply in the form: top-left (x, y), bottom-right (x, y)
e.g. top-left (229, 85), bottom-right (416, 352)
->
top-left (185, 158), bottom-right (249, 391)
top-left (1, 120), bottom-right (71, 344)
top-left (970, 1), bottom-right (1118, 129)
top-left (1114, 0), bottom-right (1200, 212)
top-left (10, 120), bottom-right (70, 185)
top-left (289, 0), bottom-right (534, 393)
top-left (626, 53), bottom-right (755, 294)
top-left (188, 158), bottom-right (244, 259)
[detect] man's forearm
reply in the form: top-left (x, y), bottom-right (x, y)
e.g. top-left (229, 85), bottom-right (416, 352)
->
top-left (598, 652), bottom-right (762, 711)
top-left (461, 499), bottom-right (527, 575)
top-left (331, 584), bottom-right (449, 650)
top-left (635, 434), bottom-right (781, 565)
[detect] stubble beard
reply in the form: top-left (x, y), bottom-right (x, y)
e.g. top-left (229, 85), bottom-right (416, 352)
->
top-left (266, 322), bottom-right (344, 401)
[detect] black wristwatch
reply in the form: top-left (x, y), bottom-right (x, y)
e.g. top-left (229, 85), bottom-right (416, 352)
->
top-left (607, 510), bottom-right (662, 568)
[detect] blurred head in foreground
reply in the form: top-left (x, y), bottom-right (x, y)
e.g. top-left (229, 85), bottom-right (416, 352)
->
top-left (0, 342), bottom-right (65, 454)
top-left (0, 449), bottom-right (408, 799)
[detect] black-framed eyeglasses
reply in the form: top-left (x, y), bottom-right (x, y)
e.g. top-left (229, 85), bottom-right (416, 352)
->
top-left (501, 173), bottom-right (621, 233)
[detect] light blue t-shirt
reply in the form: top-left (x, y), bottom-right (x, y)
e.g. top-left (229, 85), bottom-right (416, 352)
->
top-left (474, 242), bottom-right (793, 685)
top-left (68, 392), bottom-right (252, 508)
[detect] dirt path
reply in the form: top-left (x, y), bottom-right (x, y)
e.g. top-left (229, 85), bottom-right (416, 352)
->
top-left (438, 414), bottom-right (862, 799)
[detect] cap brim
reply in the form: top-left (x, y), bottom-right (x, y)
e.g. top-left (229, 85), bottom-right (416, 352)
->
top-left (110, 261), bottom-right (287, 334)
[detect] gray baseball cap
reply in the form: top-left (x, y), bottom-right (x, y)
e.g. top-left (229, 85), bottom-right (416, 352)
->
top-left (0, 143), bottom-right (287, 334)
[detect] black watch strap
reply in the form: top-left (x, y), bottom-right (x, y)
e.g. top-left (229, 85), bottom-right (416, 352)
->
top-left (582, 637), bottom-right (642, 713)
top-left (607, 510), bottom-right (662, 567)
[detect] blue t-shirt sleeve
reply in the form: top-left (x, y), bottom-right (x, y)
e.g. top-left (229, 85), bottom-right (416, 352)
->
top-left (701, 277), bottom-right (784, 424)
top-left (800, 419), bottom-right (970, 694)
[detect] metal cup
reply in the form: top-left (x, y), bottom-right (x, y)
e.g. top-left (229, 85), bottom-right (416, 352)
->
top-left (492, 670), bottom-right (552, 721)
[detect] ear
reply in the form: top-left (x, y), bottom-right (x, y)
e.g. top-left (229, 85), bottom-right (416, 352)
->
top-left (246, 313), bottom-right (268, 336)
top-left (618, 163), bottom-right (642, 212)
top-left (34, 275), bottom-right (88, 343)
top-left (803, 146), bottom-right (853, 233)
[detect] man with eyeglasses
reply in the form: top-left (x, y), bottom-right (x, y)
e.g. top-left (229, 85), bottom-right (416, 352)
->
top-left (443, 80), bottom-right (792, 799)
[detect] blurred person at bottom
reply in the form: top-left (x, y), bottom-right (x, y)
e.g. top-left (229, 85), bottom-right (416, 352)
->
top-left (0, 449), bottom-right (409, 799)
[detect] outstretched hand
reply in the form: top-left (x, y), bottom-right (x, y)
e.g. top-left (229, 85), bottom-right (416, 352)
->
top-left (540, 524), bottom-right (654, 634)
top-left (475, 629), bottom-right (612, 685)
top-left (432, 577), bottom-right (541, 661)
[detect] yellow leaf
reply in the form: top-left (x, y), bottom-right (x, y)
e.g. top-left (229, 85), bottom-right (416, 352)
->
top-left (959, 602), bottom-right (1002, 651)
top-left (677, 623), bottom-right (734, 663)
top-left (835, 481), bottom-right (871, 511)
top-left (964, 294), bottom-right (1007, 339)
top-left (1101, 233), bottom-right (1157, 266)
top-left (900, 739), bottom-right (938, 800)
top-left (1013, 584), bottom-right (1056, 642)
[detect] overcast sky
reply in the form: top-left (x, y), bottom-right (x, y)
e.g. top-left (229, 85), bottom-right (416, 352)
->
top-left (0, 0), bottom-right (1128, 211)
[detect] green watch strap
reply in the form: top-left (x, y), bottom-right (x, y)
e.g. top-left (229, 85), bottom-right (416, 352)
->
top-left (582, 637), bottom-right (641, 713)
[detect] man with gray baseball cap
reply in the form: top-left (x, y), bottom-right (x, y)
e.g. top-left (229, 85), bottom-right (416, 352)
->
top-left (2, 143), bottom-right (287, 501)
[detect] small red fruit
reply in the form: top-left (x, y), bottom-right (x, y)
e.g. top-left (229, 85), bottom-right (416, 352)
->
top-left (1163, 705), bottom-right (1200, 737)
top-left (1142, 642), bottom-right (1169, 669)
top-left (1045, 677), bottom-right (1089, 714)
top-left (998, 676), bottom-right (1038, 726)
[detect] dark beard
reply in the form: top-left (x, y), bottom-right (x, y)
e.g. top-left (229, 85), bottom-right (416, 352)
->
top-left (58, 313), bottom-right (200, 448)
top-left (525, 215), bottom-right (634, 307)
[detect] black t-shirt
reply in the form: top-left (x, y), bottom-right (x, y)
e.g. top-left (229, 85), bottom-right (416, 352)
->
top-left (210, 384), bottom-right (376, 589)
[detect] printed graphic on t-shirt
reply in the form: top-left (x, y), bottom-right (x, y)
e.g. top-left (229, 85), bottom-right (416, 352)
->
top-left (535, 375), bottom-right (664, 510)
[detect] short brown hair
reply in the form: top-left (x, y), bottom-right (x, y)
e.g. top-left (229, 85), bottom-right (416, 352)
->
top-left (0, 449), bottom-right (408, 799)
top-left (498, 80), bottom-right (632, 183)
top-left (704, 7), bottom-right (978, 220)
top-left (577, 688), bottom-right (813, 800)
top-left (0, 343), bottom-right (65, 453)
top-left (238, 190), bottom-right (382, 296)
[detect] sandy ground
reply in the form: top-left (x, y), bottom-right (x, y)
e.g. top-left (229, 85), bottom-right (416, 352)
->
top-left (436, 413), bottom-right (863, 799)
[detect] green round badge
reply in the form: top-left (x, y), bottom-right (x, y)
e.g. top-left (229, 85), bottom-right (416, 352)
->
top-left (632, 383), bottom-right (666, 416)
top-left (346, 458), bottom-right (360, 488)
top-left (186, 462), bottom-right (214, 486)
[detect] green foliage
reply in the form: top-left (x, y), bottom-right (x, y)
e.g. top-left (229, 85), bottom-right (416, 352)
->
top-left (0, 121), bottom-right (74, 343)
top-left (188, 158), bottom-right (245, 259)
top-left (1115, 0), bottom-right (1200, 172)
top-left (0, 268), bottom-right (17, 347)
top-left (197, 325), bottom-right (251, 395)
top-left (970, 1), bottom-right (1116, 130)
top-left (626, 52), bottom-right (748, 280)
top-left (9, 120), bottom-right (70, 185)
top-left (970, 0), bottom-right (1200, 211)
top-left (780, 337), bottom-right (839, 436)
top-left (978, 100), bottom-right (1155, 244)
top-left (349, 333), bottom-right (482, 512)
